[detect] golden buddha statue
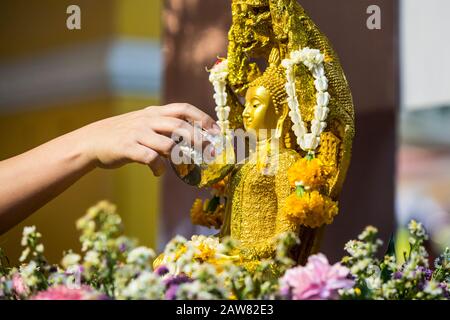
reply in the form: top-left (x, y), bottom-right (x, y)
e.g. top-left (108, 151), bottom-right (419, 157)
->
top-left (175, 0), bottom-right (355, 267)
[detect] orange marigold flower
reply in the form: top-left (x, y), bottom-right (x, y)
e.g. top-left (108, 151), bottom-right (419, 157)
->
top-left (284, 191), bottom-right (338, 228)
top-left (287, 157), bottom-right (334, 191)
top-left (211, 176), bottom-right (229, 196)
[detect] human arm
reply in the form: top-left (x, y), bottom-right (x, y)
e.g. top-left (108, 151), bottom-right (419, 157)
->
top-left (0, 103), bottom-right (218, 234)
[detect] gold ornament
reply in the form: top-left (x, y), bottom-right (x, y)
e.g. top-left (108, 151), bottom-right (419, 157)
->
top-left (187, 0), bottom-right (354, 266)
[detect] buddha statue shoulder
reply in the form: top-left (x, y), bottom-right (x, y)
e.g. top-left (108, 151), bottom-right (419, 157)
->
top-left (173, 0), bottom-right (355, 266)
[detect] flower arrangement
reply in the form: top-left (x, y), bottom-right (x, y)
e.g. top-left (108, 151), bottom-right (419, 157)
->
top-left (0, 201), bottom-right (448, 300)
top-left (284, 155), bottom-right (338, 228)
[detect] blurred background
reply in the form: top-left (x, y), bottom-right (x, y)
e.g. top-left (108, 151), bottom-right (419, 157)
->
top-left (0, 0), bottom-right (448, 263)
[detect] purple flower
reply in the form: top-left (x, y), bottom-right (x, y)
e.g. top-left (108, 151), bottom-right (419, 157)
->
top-left (119, 243), bottom-right (127, 253)
top-left (439, 283), bottom-right (449, 299)
top-left (163, 274), bottom-right (191, 287)
top-left (416, 266), bottom-right (433, 281)
top-left (154, 265), bottom-right (169, 276)
top-left (393, 271), bottom-right (403, 280)
top-left (163, 274), bottom-right (192, 300)
top-left (165, 284), bottom-right (179, 300)
top-left (280, 253), bottom-right (354, 300)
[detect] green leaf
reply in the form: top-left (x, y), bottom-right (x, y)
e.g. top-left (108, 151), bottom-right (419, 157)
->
top-left (305, 152), bottom-right (315, 161)
top-left (385, 233), bottom-right (396, 257)
top-left (295, 185), bottom-right (305, 197)
top-left (206, 196), bottom-right (220, 212)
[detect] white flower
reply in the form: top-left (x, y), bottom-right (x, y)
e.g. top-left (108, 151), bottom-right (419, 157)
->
top-left (285, 69), bottom-right (296, 83)
top-left (19, 248), bottom-right (30, 262)
top-left (314, 52), bottom-right (325, 64)
top-left (20, 261), bottom-right (39, 287)
top-left (314, 76), bottom-right (329, 91)
top-left (35, 244), bottom-right (44, 253)
top-left (289, 50), bottom-right (303, 63)
top-left (61, 253), bottom-right (81, 268)
top-left (303, 60), bottom-right (314, 70)
top-left (292, 123), bottom-right (306, 137)
top-left (311, 120), bottom-right (327, 136)
top-left (84, 250), bottom-right (100, 266)
top-left (211, 59), bottom-right (228, 73)
top-left (122, 271), bottom-right (164, 299)
top-left (127, 246), bottom-right (155, 266)
top-left (23, 226), bottom-right (36, 237)
top-left (317, 92), bottom-right (330, 107)
top-left (213, 92), bottom-right (227, 106)
top-left (299, 133), bottom-right (320, 151)
top-left (215, 106), bottom-right (230, 121)
top-left (423, 281), bottom-right (443, 296)
top-left (305, 48), bottom-right (321, 61)
top-left (312, 65), bottom-right (325, 78)
top-left (314, 106), bottom-right (330, 122)
top-left (21, 226), bottom-right (36, 246)
top-left (288, 110), bottom-right (301, 124)
top-left (209, 60), bottom-right (228, 84)
top-left (281, 59), bottom-right (294, 69)
top-left (284, 83), bottom-right (296, 97)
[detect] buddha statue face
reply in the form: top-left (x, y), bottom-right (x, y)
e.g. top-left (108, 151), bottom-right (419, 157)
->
top-left (243, 85), bottom-right (278, 136)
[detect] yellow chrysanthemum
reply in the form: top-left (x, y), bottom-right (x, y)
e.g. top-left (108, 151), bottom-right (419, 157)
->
top-left (195, 242), bottom-right (218, 262)
top-left (287, 157), bottom-right (334, 190)
top-left (284, 190), bottom-right (338, 228)
top-left (190, 198), bottom-right (224, 229)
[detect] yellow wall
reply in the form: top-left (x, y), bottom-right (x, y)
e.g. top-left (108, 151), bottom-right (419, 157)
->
top-left (0, 0), bottom-right (162, 60)
top-left (0, 0), bottom-right (163, 263)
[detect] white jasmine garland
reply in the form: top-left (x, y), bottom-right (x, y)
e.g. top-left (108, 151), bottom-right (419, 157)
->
top-left (281, 47), bottom-right (331, 153)
top-left (208, 59), bottom-right (230, 134)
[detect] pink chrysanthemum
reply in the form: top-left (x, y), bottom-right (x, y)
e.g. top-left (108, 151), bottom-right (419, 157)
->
top-left (280, 253), bottom-right (354, 300)
top-left (12, 274), bottom-right (29, 296)
top-left (32, 285), bottom-right (107, 300)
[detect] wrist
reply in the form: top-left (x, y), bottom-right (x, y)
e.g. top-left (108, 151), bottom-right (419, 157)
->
top-left (64, 126), bottom-right (98, 172)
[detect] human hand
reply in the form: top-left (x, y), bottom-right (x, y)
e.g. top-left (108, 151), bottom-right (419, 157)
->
top-left (76, 103), bottom-right (219, 176)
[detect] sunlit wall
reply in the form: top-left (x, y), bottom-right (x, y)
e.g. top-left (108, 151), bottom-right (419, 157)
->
top-left (0, 0), bottom-right (163, 263)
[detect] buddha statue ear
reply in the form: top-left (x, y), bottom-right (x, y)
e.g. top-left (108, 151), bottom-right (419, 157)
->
top-left (275, 103), bottom-right (288, 139)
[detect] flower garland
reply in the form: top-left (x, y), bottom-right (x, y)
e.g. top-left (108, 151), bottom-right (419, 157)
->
top-left (280, 48), bottom-right (337, 228)
top-left (207, 51), bottom-right (337, 228)
top-left (281, 47), bottom-right (330, 153)
top-left (208, 59), bottom-right (230, 134)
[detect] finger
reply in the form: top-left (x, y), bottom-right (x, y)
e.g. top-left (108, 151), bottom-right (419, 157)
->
top-left (129, 144), bottom-right (158, 165)
top-left (137, 131), bottom-right (176, 157)
top-left (149, 117), bottom-right (198, 147)
top-left (129, 145), bottom-right (166, 176)
top-left (156, 103), bottom-right (219, 132)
